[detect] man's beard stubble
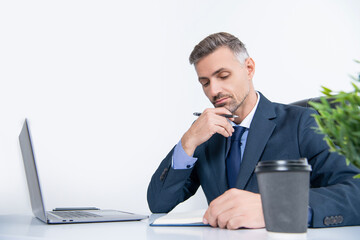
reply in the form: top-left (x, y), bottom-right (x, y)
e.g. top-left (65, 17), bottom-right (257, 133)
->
top-left (212, 89), bottom-right (250, 114)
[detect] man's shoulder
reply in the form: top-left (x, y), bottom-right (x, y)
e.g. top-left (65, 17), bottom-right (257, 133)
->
top-left (257, 92), bottom-right (317, 119)
top-left (259, 93), bottom-right (316, 116)
top-left (274, 101), bottom-right (317, 114)
top-left (258, 96), bottom-right (318, 128)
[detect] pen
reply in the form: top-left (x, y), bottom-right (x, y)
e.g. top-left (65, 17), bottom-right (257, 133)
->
top-left (193, 112), bottom-right (238, 118)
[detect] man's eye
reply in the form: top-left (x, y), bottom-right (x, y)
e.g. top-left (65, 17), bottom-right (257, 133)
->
top-left (202, 81), bottom-right (209, 87)
top-left (200, 80), bottom-right (209, 87)
top-left (219, 74), bottom-right (229, 79)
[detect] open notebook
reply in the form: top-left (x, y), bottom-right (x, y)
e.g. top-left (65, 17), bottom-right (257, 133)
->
top-left (150, 209), bottom-right (209, 226)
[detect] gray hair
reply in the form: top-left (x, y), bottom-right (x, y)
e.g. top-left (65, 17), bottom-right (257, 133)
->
top-left (189, 32), bottom-right (249, 65)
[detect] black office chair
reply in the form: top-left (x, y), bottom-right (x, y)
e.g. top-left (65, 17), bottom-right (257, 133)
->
top-left (290, 97), bottom-right (339, 109)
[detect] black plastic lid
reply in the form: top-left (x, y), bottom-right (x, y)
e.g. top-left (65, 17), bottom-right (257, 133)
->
top-left (255, 158), bottom-right (312, 172)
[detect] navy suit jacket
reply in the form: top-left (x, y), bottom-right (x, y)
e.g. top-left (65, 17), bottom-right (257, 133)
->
top-left (147, 93), bottom-right (360, 228)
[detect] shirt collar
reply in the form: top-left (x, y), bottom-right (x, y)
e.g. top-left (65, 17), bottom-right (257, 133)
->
top-left (230, 91), bottom-right (260, 128)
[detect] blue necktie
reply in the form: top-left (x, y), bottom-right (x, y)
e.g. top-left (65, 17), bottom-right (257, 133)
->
top-left (226, 126), bottom-right (246, 189)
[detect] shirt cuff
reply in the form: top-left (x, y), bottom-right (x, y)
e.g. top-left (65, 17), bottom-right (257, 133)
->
top-left (172, 139), bottom-right (198, 169)
top-left (308, 206), bottom-right (313, 226)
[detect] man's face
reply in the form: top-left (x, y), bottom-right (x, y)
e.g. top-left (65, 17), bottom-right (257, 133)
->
top-left (195, 46), bottom-right (254, 114)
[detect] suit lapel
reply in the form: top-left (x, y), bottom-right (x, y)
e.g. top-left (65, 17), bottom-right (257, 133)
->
top-left (236, 93), bottom-right (277, 189)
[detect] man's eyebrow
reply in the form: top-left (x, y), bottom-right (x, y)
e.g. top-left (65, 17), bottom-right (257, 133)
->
top-left (212, 68), bottom-right (226, 76)
top-left (198, 68), bottom-right (226, 81)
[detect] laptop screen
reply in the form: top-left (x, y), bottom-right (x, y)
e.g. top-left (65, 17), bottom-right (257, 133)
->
top-left (19, 119), bottom-right (47, 222)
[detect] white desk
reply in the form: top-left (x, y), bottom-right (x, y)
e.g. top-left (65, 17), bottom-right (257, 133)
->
top-left (1, 214), bottom-right (360, 240)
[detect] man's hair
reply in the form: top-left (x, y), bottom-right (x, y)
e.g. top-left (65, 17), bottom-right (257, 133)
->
top-left (189, 32), bottom-right (249, 65)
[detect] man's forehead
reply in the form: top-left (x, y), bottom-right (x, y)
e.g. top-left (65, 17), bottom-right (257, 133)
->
top-left (195, 49), bottom-right (238, 77)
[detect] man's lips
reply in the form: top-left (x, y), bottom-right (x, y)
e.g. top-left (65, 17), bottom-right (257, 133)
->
top-left (215, 97), bottom-right (229, 105)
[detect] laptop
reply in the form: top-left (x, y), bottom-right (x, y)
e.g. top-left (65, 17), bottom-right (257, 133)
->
top-left (19, 119), bottom-right (148, 224)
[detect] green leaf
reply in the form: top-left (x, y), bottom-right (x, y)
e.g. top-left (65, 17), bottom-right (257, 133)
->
top-left (312, 60), bottom-right (360, 172)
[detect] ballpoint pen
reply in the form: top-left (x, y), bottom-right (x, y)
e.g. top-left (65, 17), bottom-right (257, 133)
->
top-left (193, 112), bottom-right (238, 118)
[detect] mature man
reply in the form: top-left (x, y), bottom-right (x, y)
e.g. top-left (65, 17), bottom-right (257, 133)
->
top-left (147, 32), bottom-right (360, 229)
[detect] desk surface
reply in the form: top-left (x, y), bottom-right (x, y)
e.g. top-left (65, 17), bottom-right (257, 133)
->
top-left (1, 214), bottom-right (360, 240)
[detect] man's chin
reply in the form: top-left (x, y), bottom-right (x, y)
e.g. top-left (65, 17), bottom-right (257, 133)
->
top-left (214, 103), bottom-right (227, 108)
top-left (214, 103), bottom-right (240, 114)
top-left (214, 104), bottom-right (234, 114)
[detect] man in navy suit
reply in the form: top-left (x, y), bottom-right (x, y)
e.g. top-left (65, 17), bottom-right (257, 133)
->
top-left (147, 32), bottom-right (360, 229)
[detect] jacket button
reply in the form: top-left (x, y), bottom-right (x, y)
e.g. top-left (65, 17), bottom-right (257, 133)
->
top-left (335, 215), bottom-right (344, 224)
top-left (323, 215), bottom-right (344, 226)
top-left (324, 216), bottom-right (331, 226)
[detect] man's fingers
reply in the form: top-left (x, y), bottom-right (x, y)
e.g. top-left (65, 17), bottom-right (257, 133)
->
top-left (204, 189), bottom-right (265, 230)
top-left (198, 112), bottom-right (233, 138)
top-left (211, 116), bottom-right (234, 137)
top-left (205, 193), bottom-right (236, 228)
top-left (213, 125), bottom-right (232, 138)
top-left (183, 107), bottom-right (235, 156)
top-left (198, 108), bottom-right (235, 136)
top-left (226, 215), bottom-right (245, 230)
top-left (216, 210), bottom-right (233, 229)
top-left (202, 107), bottom-right (231, 114)
top-left (203, 209), bottom-right (209, 224)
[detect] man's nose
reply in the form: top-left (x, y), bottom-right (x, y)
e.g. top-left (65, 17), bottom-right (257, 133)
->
top-left (208, 80), bottom-right (222, 98)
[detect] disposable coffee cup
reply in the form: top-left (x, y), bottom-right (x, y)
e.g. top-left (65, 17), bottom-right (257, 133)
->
top-left (255, 158), bottom-right (312, 233)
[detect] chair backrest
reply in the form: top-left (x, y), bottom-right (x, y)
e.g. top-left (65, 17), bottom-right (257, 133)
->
top-left (290, 97), bottom-right (339, 109)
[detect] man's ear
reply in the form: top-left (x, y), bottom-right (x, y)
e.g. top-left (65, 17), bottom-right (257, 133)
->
top-left (246, 58), bottom-right (255, 79)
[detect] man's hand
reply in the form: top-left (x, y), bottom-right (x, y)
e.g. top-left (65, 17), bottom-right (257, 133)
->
top-left (181, 107), bottom-right (235, 156)
top-left (203, 189), bottom-right (265, 230)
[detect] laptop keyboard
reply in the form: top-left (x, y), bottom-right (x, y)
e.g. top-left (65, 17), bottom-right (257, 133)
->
top-left (52, 211), bottom-right (102, 219)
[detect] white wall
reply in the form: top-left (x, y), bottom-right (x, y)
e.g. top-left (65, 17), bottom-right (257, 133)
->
top-left (1, 0), bottom-right (359, 215)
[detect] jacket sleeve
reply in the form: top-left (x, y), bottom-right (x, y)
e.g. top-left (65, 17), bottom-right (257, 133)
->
top-left (299, 109), bottom-right (360, 227)
top-left (147, 146), bottom-right (200, 213)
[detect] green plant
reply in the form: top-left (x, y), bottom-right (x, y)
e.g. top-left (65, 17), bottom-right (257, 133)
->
top-left (309, 60), bottom-right (360, 178)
